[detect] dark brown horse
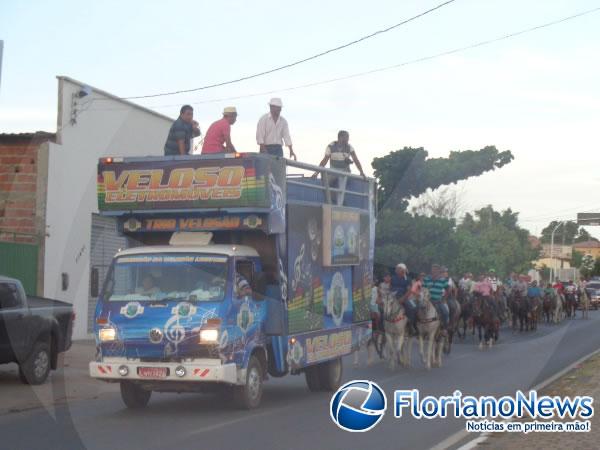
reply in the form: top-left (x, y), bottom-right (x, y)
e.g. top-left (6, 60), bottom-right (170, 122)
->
top-left (472, 294), bottom-right (500, 348)
top-left (565, 293), bottom-right (577, 319)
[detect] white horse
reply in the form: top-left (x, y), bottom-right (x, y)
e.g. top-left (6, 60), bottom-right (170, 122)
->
top-left (382, 292), bottom-right (408, 370)
top-left (406, 289), bottom-right (443, 369)
top-left (553, 292), bottom-right (563, 324)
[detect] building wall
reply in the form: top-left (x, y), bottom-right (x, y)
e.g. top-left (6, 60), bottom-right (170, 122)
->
top-left (573, 247), bottom-right (600, 259)
top-left (0, 136), bottom-right (45, 242)
top-left (43, 77), bottom-right (172, 339)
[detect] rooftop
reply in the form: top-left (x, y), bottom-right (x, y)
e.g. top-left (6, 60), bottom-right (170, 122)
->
top-left (573, 240), bottom-right (600, 249)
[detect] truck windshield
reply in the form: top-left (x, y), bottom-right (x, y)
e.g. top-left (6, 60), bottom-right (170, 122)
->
top-left (106, 253), bottom-right (228, 302)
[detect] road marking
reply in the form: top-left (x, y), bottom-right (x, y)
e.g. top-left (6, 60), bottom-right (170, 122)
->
top-left (440, 345), bottom-right (600, 450)
top-left (430, 314), bottom-right (600, 450)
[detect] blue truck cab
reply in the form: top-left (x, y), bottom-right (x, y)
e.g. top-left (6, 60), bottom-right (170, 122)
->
top-left (89, 153), bottom-right (375, 409)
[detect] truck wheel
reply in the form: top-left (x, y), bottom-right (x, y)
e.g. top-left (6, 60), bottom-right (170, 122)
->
top-left (19, 341), bottom-right (51, 385)
top-left (233, 355), bottom-right (263, 409)
top-left (120, 381), bottom-right (152, 409)
top-left (305, 365), bottom-right (322, 392)
top-left (318, 357), bottom-right (343, 391)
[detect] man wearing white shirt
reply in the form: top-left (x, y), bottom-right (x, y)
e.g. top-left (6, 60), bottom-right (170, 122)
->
top-left (256, 98), bottom-right (297, 160)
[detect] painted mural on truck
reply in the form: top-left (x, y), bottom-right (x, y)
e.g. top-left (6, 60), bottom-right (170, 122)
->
top-left (352, 213), bottom-right (373, 323)
top-left (286, 205), bottom-right (354, 334)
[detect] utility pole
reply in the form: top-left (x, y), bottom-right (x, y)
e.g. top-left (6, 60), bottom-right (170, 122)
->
top-left (550, 221), bottom-right (565, 282)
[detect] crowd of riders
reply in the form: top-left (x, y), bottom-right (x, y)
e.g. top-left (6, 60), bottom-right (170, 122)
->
top-left (370, 264), bottom-right (590, 336)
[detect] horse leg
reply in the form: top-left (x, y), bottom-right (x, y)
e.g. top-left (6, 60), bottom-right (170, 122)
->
top-left (426, 332), bottom-right (434, 369)
top-left (419, 334), bottom-right (426, 365)
top-left (397, 331), bottom-right (405, 367)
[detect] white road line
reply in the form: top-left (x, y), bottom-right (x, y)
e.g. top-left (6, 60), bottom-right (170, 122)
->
top-left (439, 346), bottom-right (600, 450)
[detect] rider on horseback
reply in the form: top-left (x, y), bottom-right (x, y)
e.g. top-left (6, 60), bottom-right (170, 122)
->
top-left (391, 263), bottom-right (417, 334)
top-left (423, 264), bottom-right (450, 334)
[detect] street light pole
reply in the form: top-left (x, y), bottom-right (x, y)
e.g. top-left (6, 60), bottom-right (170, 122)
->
top-left (550, 221), bottom-right (565, 282)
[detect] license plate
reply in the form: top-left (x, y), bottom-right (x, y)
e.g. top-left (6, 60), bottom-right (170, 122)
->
top-left (138, 367), bottom-right (168, 378)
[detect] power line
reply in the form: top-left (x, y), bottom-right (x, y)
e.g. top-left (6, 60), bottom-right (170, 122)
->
top-left (88, 5), bottom-right (600, 113)
top-left (121, 0), bottom-right (458, 100)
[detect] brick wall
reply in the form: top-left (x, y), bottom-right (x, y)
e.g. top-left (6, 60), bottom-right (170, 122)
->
top-left (0, 138), bottom-right (44, 243)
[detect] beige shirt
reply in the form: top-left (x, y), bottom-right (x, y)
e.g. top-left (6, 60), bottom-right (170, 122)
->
top-left (256, 113), bottom-right (292, 146)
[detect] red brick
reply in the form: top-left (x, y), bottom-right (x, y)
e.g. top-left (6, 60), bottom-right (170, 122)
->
top-left (0, 146), bottom-right (37, 157)
top-left (5, 200), bottom-right (36, 209)
top-left (0, 217), bottom-right (35, 228)
top-left (14, 174), bottom-right (36, 183)
top-left (0, 182), bottom-right (36, 193)
top-left (0, 157), bottom-right (33, 164)
top-left (2, 208), bottom-right (34, 218)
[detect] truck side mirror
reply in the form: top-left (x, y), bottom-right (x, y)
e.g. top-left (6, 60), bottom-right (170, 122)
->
top-left (90, 268), bottom-right (99, 297)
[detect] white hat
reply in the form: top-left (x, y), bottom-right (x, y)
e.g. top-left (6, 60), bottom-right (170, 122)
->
top-left (269, 97), bottom-right (283, 107)
top-left (396, 263), bottom-right (407, 271)
top-left (223, 106), bottom-right (237, 114)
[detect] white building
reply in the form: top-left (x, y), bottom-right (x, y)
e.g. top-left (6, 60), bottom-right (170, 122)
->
top-left (43, 76), bottom-right (173, 339)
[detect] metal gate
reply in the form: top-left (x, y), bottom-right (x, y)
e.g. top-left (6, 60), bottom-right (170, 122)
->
top-left (88, 214), bottom-right (128, 333)
top-left (0, 240), bottom-right (39, 295)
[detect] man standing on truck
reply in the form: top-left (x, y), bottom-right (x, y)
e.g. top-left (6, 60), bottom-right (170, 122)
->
top-left (316, 130), bottom-right (365, 177)
top-left (202, 107), bottom-right (238, 154)
top-left (256, 98), bottom-right (296, 160)
top-left (164, 105), bottom-right (201, 156)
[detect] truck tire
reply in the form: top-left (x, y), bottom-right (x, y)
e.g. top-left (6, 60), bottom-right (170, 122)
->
top-left (305, 365), bottom-right (322, 392)
top-left (19, 341), bottom-right (51, 385)
top-left (120, 381), bottom-right (152, 409)
top-left (317, 357), bottom-right (343, 391)
top-left (233, 355), bottom-right (263, 409)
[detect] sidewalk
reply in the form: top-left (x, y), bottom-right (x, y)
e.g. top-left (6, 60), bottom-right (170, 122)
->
top-left (0, 340), bottom-right (117, 415)
top-left (480, 352), bottom-right (600, 450)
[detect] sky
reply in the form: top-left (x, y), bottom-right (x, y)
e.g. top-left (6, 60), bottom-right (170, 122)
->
top-left (1, 0), bottom-right (600, 238)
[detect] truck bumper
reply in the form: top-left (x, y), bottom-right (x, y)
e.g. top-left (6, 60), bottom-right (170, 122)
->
top-left (89, 358), bottom-right (239, 384)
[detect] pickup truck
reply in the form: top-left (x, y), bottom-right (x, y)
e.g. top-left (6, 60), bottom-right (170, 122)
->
top-left (0, 276), bottom-right (74, 384)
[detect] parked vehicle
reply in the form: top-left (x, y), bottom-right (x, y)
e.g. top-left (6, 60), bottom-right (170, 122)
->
top-left (585, 281), bottom-right (600, 309)
top-left (90, 153), bottom-right (375, 409)
top-left (0, 277), bottom-right (74, 384)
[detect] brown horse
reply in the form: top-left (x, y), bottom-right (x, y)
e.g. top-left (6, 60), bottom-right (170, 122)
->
top-left (472, 294), bottom-right (500, 349)
top-left (565, 292), bottom-right (577, 319)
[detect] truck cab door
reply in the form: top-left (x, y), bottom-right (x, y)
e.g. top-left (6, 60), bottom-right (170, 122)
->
top-left (233, 258), bottom-right (267, 339)
top-left (0, 282), bottom-right (28, 362)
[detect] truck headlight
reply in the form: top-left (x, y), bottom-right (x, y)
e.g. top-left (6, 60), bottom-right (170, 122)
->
top-left (199, 329), bottom-right (218, 343)
top-left (99, 327), bottom-right (117, 342)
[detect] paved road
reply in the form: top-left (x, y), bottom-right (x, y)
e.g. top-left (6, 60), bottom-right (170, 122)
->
top-left (2, 312), bottom-right (600, 450)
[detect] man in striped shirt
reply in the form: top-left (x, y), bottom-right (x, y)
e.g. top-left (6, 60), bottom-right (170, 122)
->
top-left (423, 264), bottom-right (450, 330)
top-left (317, 130), bottom-right (365, 176)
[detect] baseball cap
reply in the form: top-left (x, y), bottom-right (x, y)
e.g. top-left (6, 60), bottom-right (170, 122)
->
top-left (269, 98), bottom-right (283, 107)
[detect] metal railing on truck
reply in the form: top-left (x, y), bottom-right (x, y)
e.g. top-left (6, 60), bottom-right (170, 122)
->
top-left (284, 159), bottom-right (373, 211)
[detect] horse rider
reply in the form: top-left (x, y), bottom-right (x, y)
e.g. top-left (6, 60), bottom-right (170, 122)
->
top-left (376, 272), bottom-right (393, 330)
top-left (423, 264), bottom-right (450, 334)
top-left (406, 272), bottom-right (424, 335)
top-left (391, 263), bottom-right (416, 333)
top-left (486, 269), bottom-right (502, 299)
top-left (369, 275), bottom-right (385, 335)
top-left (459, 273), bottom-right (474, 296)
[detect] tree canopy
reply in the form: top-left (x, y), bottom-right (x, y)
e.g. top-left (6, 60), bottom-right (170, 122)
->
top-left (372, 145), bottom-right (514, 212)
top-left (539, 220), bottom-right (597, 245)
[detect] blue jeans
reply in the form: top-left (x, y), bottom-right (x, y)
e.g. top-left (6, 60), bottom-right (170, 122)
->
top-left (433, 302), bottom-right (449, 328)
top-left (405, 297), bottom-right (417, 324)
top-left (264, 145), bottom-right (283, 157)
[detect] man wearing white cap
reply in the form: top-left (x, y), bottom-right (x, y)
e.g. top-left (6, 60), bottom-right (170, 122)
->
top-left (202, 107), bottom-right (238, 154)
top-left (256, 98), bottom-right (296, 160)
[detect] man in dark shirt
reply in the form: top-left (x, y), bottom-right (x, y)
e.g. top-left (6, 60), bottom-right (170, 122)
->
top-left (164, 105), bottom-right (201, 155)
top-left (391, 263), bottom-right (410, 298)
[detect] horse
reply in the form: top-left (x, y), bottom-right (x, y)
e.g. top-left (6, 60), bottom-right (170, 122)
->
top-left (565, 292), bottom-right (577, 319)
top-left (444, 297), bottom-right (461, 355)
top-left (553, 291), bottom-right (564, 324)
top-left (456, 289), bottom-right (474, 340)
top-left (580, 288), bottom-right (590, 320)
top-left (527, 296), bottom-right (541, 331)
top-left (405, 289), bottom-right (443, 369)
top-left (472, 294), bottom-right (499, 348)
top-left (382, 292), bottom-right (408, 370)
top-left (542, 293), bottom-right (553, 324)
top-left (353, 309), bottom-right (385, 367)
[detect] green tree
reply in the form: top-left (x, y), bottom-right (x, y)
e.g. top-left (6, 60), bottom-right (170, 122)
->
top-left (571, 250), bottom-right (584, 268)
top-left (452, 207), bottom-right (538, 277)
top-left (580, 254), bottom-right (595, 278)
top-left (540, 221), bottom-right (596, 245)
top-left (372, 146), bottom-right (514, 212)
